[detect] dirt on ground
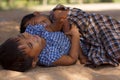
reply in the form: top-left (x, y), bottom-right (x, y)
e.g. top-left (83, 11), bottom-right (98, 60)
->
top-left (0, 3), bottom-right (120, 80)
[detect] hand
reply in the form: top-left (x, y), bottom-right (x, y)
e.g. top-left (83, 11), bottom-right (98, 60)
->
top-left (65, 24), bottom-right (81, 38)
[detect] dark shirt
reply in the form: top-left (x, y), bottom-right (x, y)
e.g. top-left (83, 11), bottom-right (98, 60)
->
top-left (68, 8), bottom-right (120, 66)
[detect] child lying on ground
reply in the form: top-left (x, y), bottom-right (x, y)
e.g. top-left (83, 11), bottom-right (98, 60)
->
top-left (50, 4), bottom-right (120, 67)
top-left (0, 14), bottom-right (85, 72)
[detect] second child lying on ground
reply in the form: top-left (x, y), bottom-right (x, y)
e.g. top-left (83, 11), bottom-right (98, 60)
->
top-left (50, 4), bottom-right (120, 67)
top-left (20, 11), bottom-right (70, 33)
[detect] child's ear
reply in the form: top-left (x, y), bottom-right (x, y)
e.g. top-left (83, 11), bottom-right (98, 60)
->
top-left (32, 57), bottom-right (38, 68)
top-left (33, 11), bottom-right (41, 16)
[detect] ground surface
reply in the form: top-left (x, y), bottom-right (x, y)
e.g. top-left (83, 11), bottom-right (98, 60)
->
top-left (0, 3), bottom-right (120, 80)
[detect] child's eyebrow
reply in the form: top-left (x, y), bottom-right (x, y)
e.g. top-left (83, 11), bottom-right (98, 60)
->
top-left (18, 34), bottom-right (25, 39)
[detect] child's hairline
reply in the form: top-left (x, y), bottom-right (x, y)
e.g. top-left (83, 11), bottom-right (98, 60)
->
top-left (8, 36), bottom-right (27, 55)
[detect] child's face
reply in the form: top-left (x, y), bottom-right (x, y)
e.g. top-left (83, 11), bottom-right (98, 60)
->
top-left (17, 32), bottom-right (42, 58)
top-left (50, 9), bottom-right (70, 32)
top-left (51, 9), bottom-right (69, 22)
top-left (27, 15), bottom-right (51, 27)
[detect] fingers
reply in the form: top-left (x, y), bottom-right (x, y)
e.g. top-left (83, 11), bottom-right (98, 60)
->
top-left (71, 23), bottom-right (76, 28)
top-left (65, 31), bottom-right (71, 35)
top-left (65, 24), bottom-right (81, 37)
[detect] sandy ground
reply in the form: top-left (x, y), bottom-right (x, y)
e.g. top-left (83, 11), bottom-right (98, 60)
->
top-left (0, 3), bottom-right (120, 80)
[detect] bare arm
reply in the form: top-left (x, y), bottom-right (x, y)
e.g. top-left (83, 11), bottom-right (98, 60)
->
top-left (49, 18), bottom-right (70, 32)
top-left (53, 24), bottom-right (81, 66)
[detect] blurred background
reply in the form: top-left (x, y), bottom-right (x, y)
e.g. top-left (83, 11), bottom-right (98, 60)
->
top-left (0, 0), bottom-right (120, 10)
top-left (0, 0), bottom-right (120, 44)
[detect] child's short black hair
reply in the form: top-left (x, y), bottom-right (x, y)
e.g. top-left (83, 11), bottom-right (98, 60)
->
top-left (20, 13), bottom-right (35, 33)
top-left (0, 37), bottom-right (33, 72)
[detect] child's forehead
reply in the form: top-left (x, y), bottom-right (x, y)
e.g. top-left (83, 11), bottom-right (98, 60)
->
top-left (15, 33), bottom-right (27, 41)
top-left (16, 34), bottom-right (28, 48)
top-left (17, 33), bottom-right (25, 38)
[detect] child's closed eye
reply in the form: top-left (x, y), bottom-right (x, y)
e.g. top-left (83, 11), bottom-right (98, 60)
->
top-left (27, 42), bottom-right (33, 49)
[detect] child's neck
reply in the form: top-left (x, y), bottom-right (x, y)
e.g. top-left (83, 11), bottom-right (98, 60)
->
top-left (41, 38), bottom-right (46, 49)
